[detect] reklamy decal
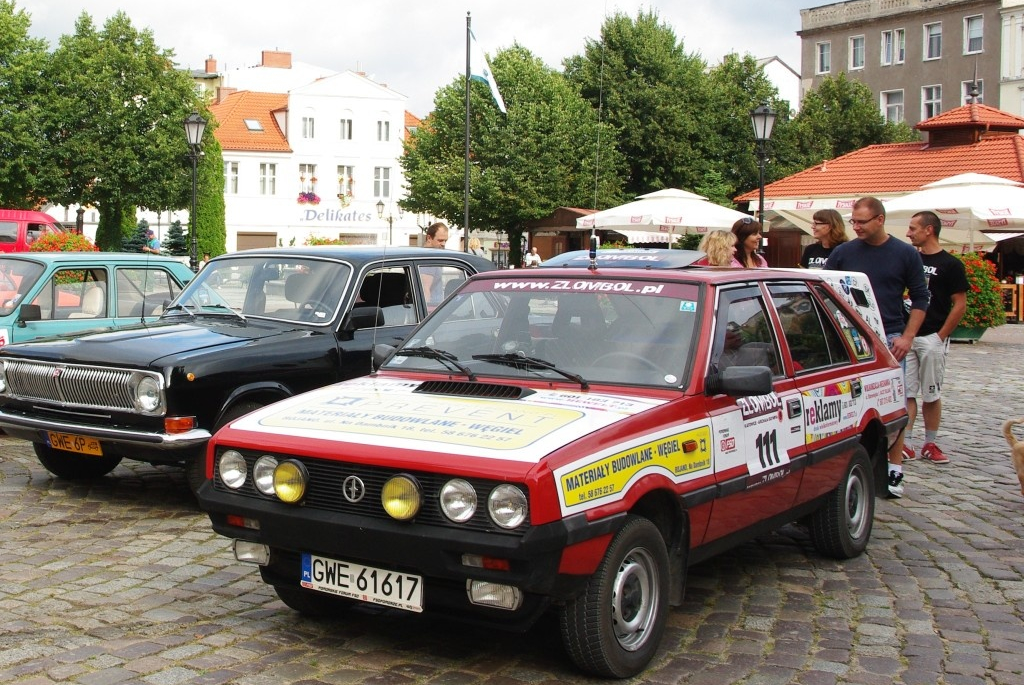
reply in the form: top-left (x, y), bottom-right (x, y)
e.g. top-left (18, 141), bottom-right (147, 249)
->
top-left (803, 381), bottom-right (856, 442)
top-left (559, 426), bottom-right (712, 509)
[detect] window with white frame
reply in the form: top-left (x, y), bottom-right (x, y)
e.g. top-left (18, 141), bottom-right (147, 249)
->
top-left (922, 85), bottom-right (942, 120)
top-left (374, 166), bottom-right (391, 198)
top-left (377, 120), bottom-right (390, 142)
top-left (962, 79), bottom-right (984, 104)
top-left (816, 42), bottom-right (831, 74)
top-left (964, 15), bottom-right (983, 54)
top-left (924, 23), bottom-right (942, 60)
top-left (339, 118), bottom-right (352, 140)
top-left (337, 165), bottom-right (354, 197)
top-left (881, 31), bottom-right (894, 65)
top-left (896, 28), bottom-right (906, 63)
top-left (224, 162), bottom-right (238, 194)
top-left (302, 116), bottom-right (315, 139)
top-left (881, 90), bottom-right (904, 123)
top-left (849, 35), bottom-right (865, 69)
top-left (299, 163), bottom-right (317, 192)
top-left (259, 163), bottom-right (277, 196)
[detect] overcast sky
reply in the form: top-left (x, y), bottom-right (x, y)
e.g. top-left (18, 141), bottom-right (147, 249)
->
top-left (26, 0), bottom-right (816, 115)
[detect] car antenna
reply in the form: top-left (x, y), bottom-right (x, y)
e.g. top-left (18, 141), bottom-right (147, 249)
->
top-left (588, 232), bottom-right (598, 272)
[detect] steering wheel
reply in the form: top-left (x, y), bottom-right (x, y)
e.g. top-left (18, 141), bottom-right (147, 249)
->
top-left (299, 299), bottom-right (331, 320)
top-left (592, 351), bottom-right (660, 371)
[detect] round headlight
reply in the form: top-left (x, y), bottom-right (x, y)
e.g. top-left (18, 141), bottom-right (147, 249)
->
top-left (134, 375), bottom-right (162, 413)
top-left (253, 455), bottom-right (278, 495)
top-left (381, 474), bottom-right (421, 520)
top-left (488, 484), bottom-right (528, 529)
top-left (273, 460), bottom-right (307, 503)
top-left (218, 450), bottom-right (247, 489)
top-left (440, 479), bottom-right (477, 523)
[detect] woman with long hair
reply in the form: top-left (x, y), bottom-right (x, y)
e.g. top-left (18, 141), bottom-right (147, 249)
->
top-left (800, 208), bottom-right (848, 269)
top-left (695, 230), bottom-right (737, 266)
top-left (731, 217), bottom-right (768, 268)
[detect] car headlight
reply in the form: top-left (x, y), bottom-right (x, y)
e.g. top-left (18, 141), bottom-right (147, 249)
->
top-left (440, 479), bottom-right (477, 523)
top-left (488, 484), bottom-right (528, 529)
top-left (381, 474), bottom-right (421, 520)
top-left (273, 460), bottom-right (307, 504)
top-left (218, 450), bottom-right (247, 489)
top-left (253, 455), bottom-right (278, 495)
top-left (133, 374), bottom-right (163, 413)
top-left (0, 362), bottom-right (7, 394)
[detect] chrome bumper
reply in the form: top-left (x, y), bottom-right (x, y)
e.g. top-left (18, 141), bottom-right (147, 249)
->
top-left (0, 409), bottom-right (212, 448)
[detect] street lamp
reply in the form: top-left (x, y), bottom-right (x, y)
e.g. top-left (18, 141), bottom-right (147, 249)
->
top-left (749, 104), bottom-right (777, 231)
top-left (376, 200), bottom-right (404, 246)
top-left (184, 112), bottom-right (207, 272)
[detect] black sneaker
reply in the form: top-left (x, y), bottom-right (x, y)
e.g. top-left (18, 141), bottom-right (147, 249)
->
top-left (887, 470), bottom-right (904, 498)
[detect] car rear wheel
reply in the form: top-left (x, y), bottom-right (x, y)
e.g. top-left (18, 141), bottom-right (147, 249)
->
top-left (559, 515), bottom-right (669, 678)
top-left (33, 442), bottom-right (122, 480)
top-left (186, 400), bottom-right (263, 493)
top-left (809, 445), bottom-right (874, 559)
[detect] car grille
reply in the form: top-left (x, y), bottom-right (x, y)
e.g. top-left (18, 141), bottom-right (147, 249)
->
top-left (1, 359), bottom-right (148, 412)
top-left (213, 448), bottom-right (529, 536)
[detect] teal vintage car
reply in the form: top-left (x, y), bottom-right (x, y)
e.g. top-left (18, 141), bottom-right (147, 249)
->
top-left (0, 252), bottom-right (194, 346)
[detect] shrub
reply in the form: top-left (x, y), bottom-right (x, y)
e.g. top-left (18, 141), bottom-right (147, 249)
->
top-left (954, 252), bottom-right (1005, 329)
top-left (29, 232), bottom-right (99, 252)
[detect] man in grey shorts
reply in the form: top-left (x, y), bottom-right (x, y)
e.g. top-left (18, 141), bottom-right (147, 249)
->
top-left (904, 211), bottom-right (968, 465)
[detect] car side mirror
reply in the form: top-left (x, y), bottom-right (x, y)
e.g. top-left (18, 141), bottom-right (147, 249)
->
top-left (704, 366), bottom-right (773, 397)
top-left (16, 303), bottom-right (41, 326)
top-left (348, 306), bottom-right (384, 330)
top-left (372, 343), bottom-right (395, 368)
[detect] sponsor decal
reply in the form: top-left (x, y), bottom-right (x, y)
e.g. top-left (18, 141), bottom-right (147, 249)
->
top-left (987, 217), bottom-right (1009, 227)
top-left (720, 436), bottom-right (736, 451)
top-left (796, 201), bottom-right (813, 209)
top-left (558, 425), bottom-right (712, 510)
top-left (736, 393), bottom-right (781, 421)
top-left (803, 381), bottom-right (857, 442)
top-left (746, 463), bottom-right (792, 489)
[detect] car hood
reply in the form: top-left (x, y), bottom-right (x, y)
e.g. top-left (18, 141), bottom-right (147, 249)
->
top-left (218, 375), bottom-right (672, 466)
top-left (0, 318), bottom-right (311, 367)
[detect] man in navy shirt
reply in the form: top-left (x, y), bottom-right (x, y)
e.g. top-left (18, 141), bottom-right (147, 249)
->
top-left (826, 197), bottom-right (930, 498)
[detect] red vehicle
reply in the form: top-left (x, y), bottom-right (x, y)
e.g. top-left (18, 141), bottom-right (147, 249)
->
top-left (197, 250), bottom-right (906, 678)
top-left (0, 209), bottom-right (66, 252)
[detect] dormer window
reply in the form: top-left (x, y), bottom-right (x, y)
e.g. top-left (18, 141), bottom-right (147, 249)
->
top-left (244, 119), bottom-right (264, 132)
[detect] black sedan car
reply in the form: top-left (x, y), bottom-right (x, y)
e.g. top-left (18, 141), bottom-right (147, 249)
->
top-left (0, 246), bottom-right (494, 490)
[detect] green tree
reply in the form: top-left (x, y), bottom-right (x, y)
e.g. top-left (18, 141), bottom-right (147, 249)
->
top-left (0, 1), bottom-right (49, 207)
top-left (163, 219), bottom-right (188, 256)
top-left (124, 218), bottom-right (149, 252)
top-left (195, 134), bottom-right (226, 259)
top-left (38, 11), bottom-right (206, 250)
top-left (401, 45), bottom-right (624, 267)
top-left (564, 10), bottom-right (709, 197)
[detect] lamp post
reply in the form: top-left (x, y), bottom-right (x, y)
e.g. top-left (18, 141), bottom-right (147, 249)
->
top-left (749, 104), bottom-right (777, 232)
top-left (184, 112), bottom-right (207, 272)
top-left (376, 200), bottom-right (404, 246)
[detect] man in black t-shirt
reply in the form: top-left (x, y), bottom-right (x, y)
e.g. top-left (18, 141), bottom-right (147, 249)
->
top-left (904, 211), bottom-right (968, 465)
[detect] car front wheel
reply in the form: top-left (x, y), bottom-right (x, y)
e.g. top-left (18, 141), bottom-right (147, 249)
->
top-left (809, 444), bottom-right (875, 559)
top-left (559, 515), bottom-right (669, 678)
top-left (33, 441), bottom-right (123, 480)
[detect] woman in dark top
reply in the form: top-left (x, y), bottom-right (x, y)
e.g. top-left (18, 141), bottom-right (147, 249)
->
top-left (800, 208), bottom-right (848, 269)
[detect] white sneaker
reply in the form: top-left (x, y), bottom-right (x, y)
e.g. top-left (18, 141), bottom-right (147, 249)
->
top-left (887, 470), bottom-right (904, 499)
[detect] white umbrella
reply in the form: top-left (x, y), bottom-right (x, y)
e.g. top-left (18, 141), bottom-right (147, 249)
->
top-left (883, 173), bottom-right (1024, 250)
top-left (575, 188), bottom-right (751, 244)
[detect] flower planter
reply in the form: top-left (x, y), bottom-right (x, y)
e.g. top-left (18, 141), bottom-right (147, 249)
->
top-left (949, 326), bottom-right (986, 344)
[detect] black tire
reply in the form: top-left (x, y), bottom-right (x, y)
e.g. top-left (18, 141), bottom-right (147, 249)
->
top-left (186, 400), bottom-right (263, 493)
top-left (559, 515), bottom-right (669, 678)
top-left (272, 584), bottom-right (353, 617)
top-left (33, 442), bottom-right (122, 480)
top-left (809, 445), bottom-right (875, 559)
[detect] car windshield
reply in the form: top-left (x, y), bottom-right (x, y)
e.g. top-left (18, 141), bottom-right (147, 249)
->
top-left (167, 257), bottom-right (350, 324)
top-left (0, 258), bottom-right (46, 316)
top-left (387, 276), bottom-right (701, 387)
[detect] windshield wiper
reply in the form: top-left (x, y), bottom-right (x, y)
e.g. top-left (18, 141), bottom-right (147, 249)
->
top-left (161, 303), bottom-right (196, 320)
top-left (472, 352), bottom-right (589, 390)
top-left (200, 303), bottom-right (247, 323)
top-left (397, 346), bottom-right (476, 381)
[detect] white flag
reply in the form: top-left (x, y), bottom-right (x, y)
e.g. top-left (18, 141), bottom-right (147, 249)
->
top-left (469, 29), bottom-right (506, 114)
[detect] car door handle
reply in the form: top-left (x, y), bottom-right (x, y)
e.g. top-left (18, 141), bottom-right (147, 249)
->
top-left (851, 379), bottom-right (862, 398)
top-left (787, 398), bottom-right (802, 419)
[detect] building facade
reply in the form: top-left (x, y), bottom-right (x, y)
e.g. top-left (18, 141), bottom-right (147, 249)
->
top-left (799, 0), bottom-right (1001, 126)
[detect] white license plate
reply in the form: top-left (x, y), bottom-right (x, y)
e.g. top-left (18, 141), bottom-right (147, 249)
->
top-left (300, 553), bottom-right (423, 613)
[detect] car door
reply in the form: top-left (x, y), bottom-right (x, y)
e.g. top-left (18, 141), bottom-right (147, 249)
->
top-left (111, 266), bottom-right (187, 324)
top-left (703, 284), bottom-right (806, 544)
top-left (16, 266), bottom-right (111, 342)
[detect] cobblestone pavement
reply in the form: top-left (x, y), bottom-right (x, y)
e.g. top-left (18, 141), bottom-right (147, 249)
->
top-left (1, 326), bottom-right (1022, 685)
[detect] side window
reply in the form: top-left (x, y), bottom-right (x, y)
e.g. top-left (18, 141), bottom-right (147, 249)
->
top-left (32, 268), bottom-right (106, 320)
top-left (0, 221), bottom-right (17, 243)
top-left (357, 267), bottom-right (414, 326)
top-left (770, 285), bottom-right (849, 372)
top-left (710, 288), bottom-right (780, 377)
top-left (116, 268), bottom-right (183, 317)
top-left (418, 264), bottom-right (470, 310)
top-left (814, 284), bottom-right (874, 362)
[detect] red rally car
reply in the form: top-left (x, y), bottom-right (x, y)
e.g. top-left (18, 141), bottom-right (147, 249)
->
top-left (196, 250), bottom-right (906, 678)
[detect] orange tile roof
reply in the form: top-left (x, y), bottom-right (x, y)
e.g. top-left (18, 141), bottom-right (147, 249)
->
top-left (405, 111), bottom-right (422, 129)
top-left (736, 103), bottom-right (1024, 202)
top-left (209, 91), bottom-right (291, 153)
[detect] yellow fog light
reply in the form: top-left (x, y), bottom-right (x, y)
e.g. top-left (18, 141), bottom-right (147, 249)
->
top-left (381, 474), bottom-right (421, 520)
top-left (272, 460), bottom-right (308, 503)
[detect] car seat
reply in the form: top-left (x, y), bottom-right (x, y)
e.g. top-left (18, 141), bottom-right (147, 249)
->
top-left (68, 284), bottom-right (106, 319)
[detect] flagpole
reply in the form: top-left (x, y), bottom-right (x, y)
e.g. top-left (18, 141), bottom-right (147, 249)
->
top-left (463, 11), bottom-right (472, 252)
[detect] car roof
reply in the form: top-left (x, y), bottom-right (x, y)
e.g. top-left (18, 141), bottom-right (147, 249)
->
top-left (539, 248), bottom-right (705, 269)
top-left (0, 251), bottom-right (187, 265)
top-left (472, 264), bottom-right (840, 287)
top-left (216, 245), bottom-right (495, 268)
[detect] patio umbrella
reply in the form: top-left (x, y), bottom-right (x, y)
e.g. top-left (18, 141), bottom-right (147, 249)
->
top-left (882, 173), bottom-right (1024, 251)
top-left (575, 188), bottom-right (751, 245)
